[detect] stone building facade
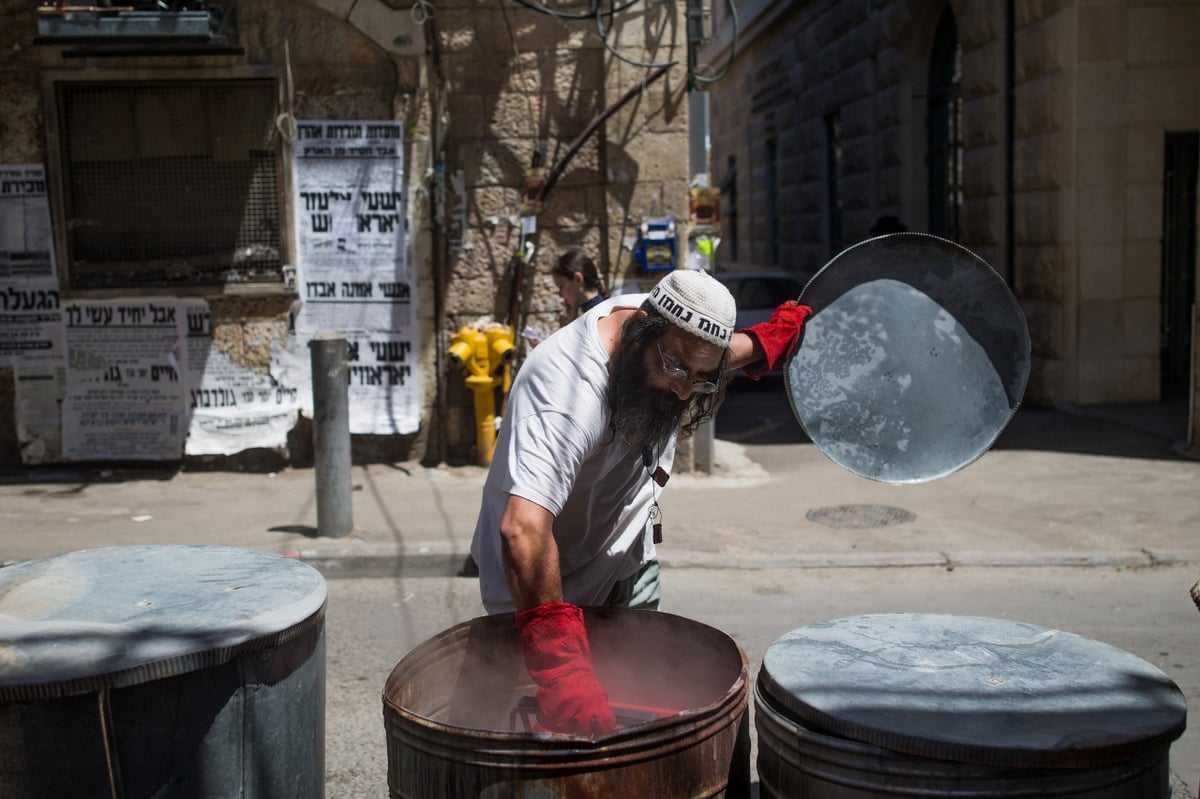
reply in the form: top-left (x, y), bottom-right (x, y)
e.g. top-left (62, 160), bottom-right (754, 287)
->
top-left (701, 0), bottom-right (1200, 451)
top-left (6, 0), bottom-right (1193, 469)
top-left (0, 0), bottom-right (696, 469)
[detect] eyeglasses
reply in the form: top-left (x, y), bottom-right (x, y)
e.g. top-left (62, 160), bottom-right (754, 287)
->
top-left (656, 343), bottom-right (719, 395)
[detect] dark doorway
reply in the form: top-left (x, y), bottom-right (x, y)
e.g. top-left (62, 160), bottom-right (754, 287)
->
top-left (1161, 132), bottom-right (1197, 399)
top-left (928, 7), bottom-right (962, 242)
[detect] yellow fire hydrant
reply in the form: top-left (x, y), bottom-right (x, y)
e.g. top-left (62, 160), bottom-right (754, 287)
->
top-left (447, 324), bottom-right (514, 465)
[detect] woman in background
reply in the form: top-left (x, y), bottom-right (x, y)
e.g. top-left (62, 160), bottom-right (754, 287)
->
top-left (552, 250), bottom-right (606, 325)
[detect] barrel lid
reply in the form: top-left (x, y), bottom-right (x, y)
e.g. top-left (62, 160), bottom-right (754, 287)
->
top-left (0, 545), bottom-right (327, 700)
top-left (758, 613), bottom-right (1187, 768)
top-left (786, 233), bottom-right (1030, 484)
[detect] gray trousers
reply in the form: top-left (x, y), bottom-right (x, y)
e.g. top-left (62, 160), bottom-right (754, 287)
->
top-left (603, 559), bottom-right (661, 610)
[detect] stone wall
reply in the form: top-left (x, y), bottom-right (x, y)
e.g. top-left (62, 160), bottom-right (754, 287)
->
top-left (703, 0), bottom-right (1200, 443)
top-left (1072, 1), bottom-right (1198, 405)
top-left (1006, 1), bottom-right (1200, 408)
top-left (6, 0), bottom-right (1194, 463)
top-left (0, 0), bottom-right (431, 469)
top-left (0, 0), bottom-right (698, 470)
top-left (433, 0), bottom-right (693, 463)
top-left (708, 0), bottom-right (931, 278)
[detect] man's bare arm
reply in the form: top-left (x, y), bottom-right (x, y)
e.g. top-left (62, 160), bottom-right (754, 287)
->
top-left (499, 494), bottom-right (562, 610)
top-left (727, 330), bottom-right (765, 372)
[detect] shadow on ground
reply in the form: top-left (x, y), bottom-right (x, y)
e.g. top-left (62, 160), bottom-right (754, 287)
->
top-left (992, 401), bottom-right (1191, 460)
top-left (1, 384), bottom-right (1192, 487)
top-left (717, 377), bottom-right (1195, 462)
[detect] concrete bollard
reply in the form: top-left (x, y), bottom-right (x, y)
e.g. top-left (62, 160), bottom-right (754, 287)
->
top-left (309, 330), bottom-right (352, 538)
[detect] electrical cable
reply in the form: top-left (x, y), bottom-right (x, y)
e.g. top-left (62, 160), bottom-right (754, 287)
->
top-left (690, 0), bottom-right (738, 85)
top-left (541, 62), bottom-right (670, 199)
top-left (598, 37), bottom-right (678, 69)
top-left (594, 0), bottom-right (678, 69)
top-left (508, 0), bottom-right (745, 82)
top-left (274, 38), bottom-right (297, 143)
top-left (412, 0), bottom-right (433, 24)
top-left (512, 0), bottom-right (639, 22)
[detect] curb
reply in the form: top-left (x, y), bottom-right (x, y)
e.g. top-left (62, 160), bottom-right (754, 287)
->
top-left (278, 543), bottom-right (1200, 580)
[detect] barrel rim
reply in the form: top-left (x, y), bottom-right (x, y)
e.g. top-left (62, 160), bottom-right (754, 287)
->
top-left (0, 545), bottom-right (328, 700)
top-left (754, 613), bottom-right (1188, 769)
top-left (382, 606), bottom-right (750, 748)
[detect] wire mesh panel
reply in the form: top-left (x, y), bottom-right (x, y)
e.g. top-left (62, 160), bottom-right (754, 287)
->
top-left (54, 78), bottom-right (284, 289)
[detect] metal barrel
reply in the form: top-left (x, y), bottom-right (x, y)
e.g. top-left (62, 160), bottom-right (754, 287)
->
top-left (754, 613), bottom-right (1185, 799)
top-left (0, 546), bottom-right (328, 799)
top-left (383, 607), bottom-right (750, 798)
top-left (755, 680), bottom-right (1172, 798)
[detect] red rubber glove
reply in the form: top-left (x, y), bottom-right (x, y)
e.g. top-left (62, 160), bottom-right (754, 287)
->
top-left (516, 602), bottom-right (617, 736)
top-left (740, 300), bottom-right (813, 379)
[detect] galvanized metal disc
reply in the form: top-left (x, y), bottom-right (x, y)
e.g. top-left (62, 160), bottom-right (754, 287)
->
top-left (0, 545), bottom-right (327, 699)
top-left (786, 233), bottom-right (1030, 483)
top-left (758, 613), bottom-right (1187, 769)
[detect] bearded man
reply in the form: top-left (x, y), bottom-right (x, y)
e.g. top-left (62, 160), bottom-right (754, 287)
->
top-left (469, 268), bottom-right (810, 736)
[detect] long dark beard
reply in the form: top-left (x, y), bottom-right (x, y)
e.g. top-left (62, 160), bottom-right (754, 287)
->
top-left (608, 339), bottom-right (690, 459)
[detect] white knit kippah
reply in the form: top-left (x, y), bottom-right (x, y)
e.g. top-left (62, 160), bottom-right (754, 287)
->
top-left (647, 270), bottom-right (737, 347)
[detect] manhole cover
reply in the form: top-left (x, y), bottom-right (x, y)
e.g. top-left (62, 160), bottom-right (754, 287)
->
top-left (806, 504), bottom-right (915, 529)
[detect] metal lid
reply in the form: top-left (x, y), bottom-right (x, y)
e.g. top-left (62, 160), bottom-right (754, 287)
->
top-left (758, 613), bottom-right (1187, 768)
top-left (787, 233), bottom-right (1030, 483)
top-left (0, 545), bottom-right (327, 700)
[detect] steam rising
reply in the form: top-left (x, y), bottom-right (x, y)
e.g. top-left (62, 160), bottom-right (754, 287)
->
top-left (384, 607), bottom-right (746, 735)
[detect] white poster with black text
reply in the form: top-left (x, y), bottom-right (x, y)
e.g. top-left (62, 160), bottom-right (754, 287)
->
top-left (182, 299), bottom-right (301, 456)
top-left (61, 299), bottom-right (187, 461)
top-left (0, 164), bottom-right (64, 366)
top-left (286, 119), bottom-right (420, 435)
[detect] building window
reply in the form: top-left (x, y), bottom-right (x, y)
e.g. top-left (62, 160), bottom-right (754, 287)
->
top-left (1161, 131), bottom-right (1198, 396)
top-left (824, 113), bottom-right (843, 256)
top-left (928, 7), bottom-right (962, 241)
top-left (766, 137), bottom-right (780, 265)
top-left (46, 75), bottom-right (287, 292)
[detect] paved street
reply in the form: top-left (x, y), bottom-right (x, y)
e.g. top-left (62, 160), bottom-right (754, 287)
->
top-left (325, 563), bottom-right (1199, 797)
top-left (2, 383), bottom-right (1198, 795)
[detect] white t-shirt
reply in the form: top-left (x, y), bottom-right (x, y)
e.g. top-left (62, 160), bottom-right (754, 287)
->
top-left (470, 294), bottom-right (672, 614)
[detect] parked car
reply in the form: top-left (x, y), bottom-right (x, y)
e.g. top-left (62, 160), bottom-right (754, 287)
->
top-left (714, 270), bottom-right (808, 378)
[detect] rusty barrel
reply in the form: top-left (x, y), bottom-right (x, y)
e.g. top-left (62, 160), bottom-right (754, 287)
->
top-left (383, 607), bottom-right (750, 798)
top-left (755, 613), bottom-right (1187, 797)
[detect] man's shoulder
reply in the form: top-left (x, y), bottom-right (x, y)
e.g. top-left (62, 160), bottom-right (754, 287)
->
top-left (599, 292), bottom-right (648, 311)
